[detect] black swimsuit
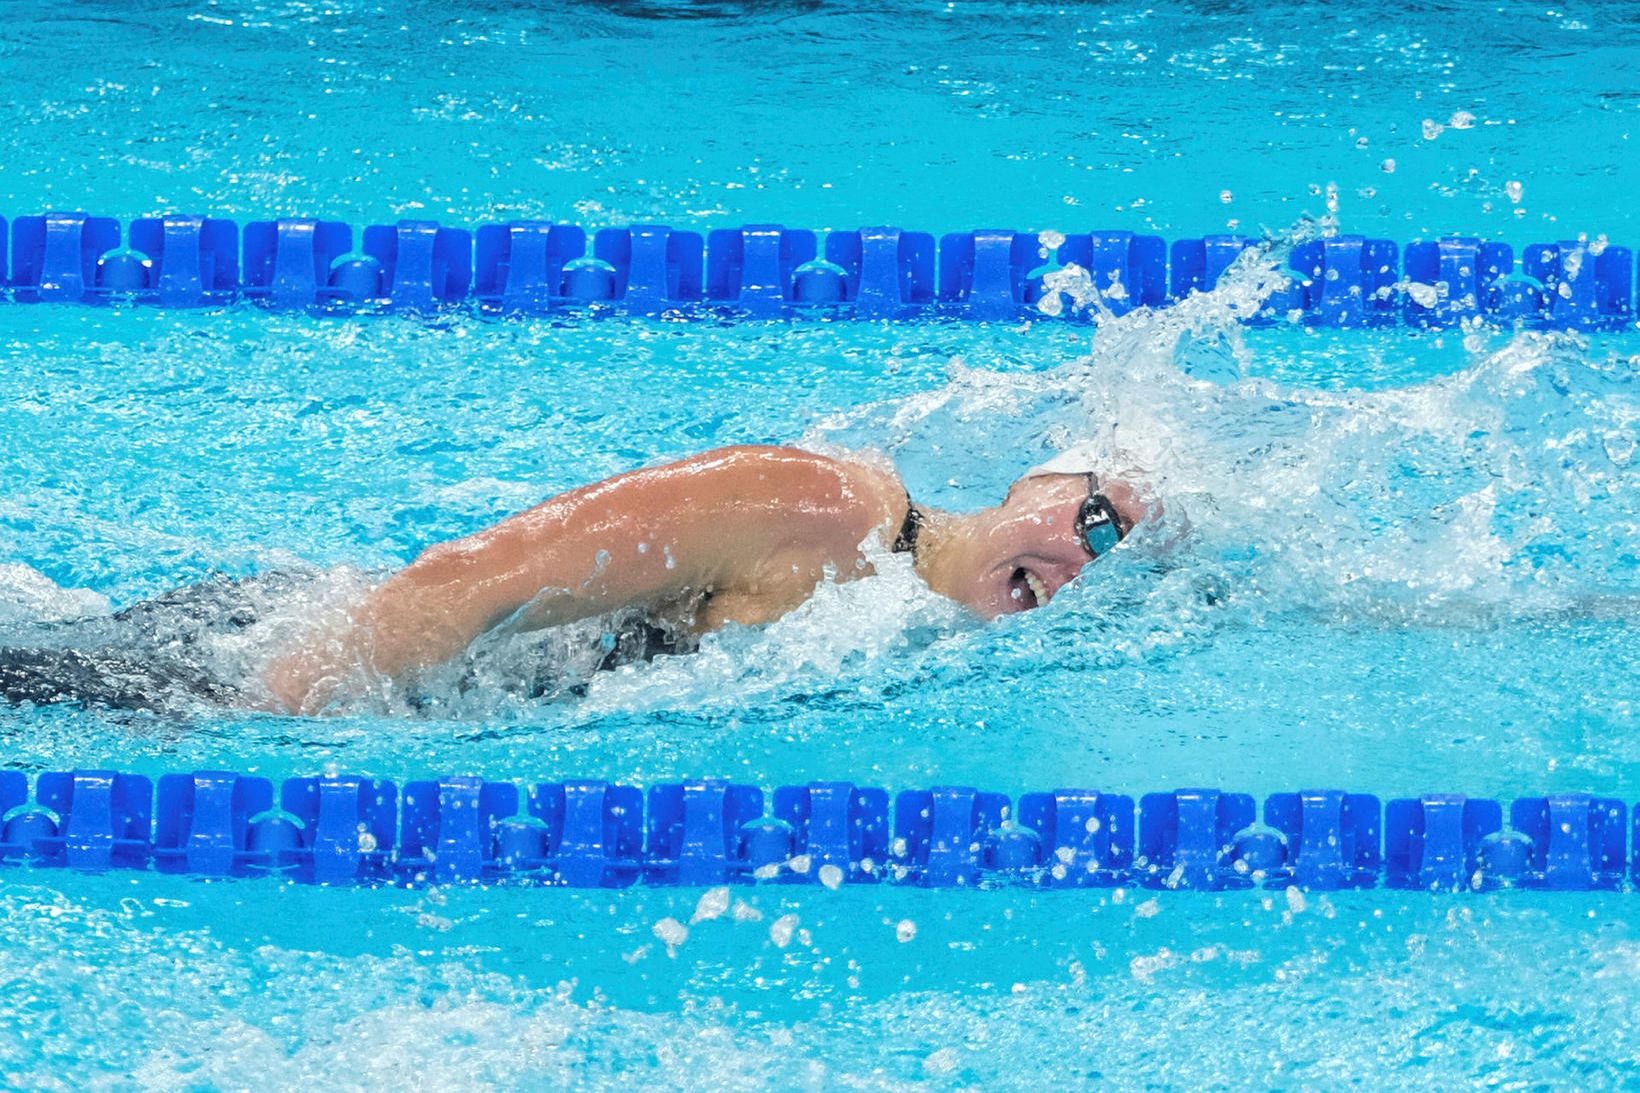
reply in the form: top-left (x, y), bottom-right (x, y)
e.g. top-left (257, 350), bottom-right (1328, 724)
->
top-left (0, 573), bottom-right (700, 712)
top-left (892, 500), bottom-right (924, 556)
top-left (0, 572), bottom-right (304, 712)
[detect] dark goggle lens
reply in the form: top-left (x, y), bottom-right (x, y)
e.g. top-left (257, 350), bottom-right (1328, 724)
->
top-left (1077, 494), bottom-right (1124, 559)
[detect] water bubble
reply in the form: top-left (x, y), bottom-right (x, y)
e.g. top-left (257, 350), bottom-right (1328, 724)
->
top-left (1421, 119), bottom-right (1444, 140)
top-left (1381, 158), bottom-right (1396, 173)
top-left (1406, 282), bottom-right (1440, 308)
top-left (1603, 431), bottom-right (1636, 467)
top-left (1505, 180), bottom-right (1524, 204)
top-left (1037, 229), bottom-right (1066, 250)
top-left (1130, 949), bottom-right (1176, 981)
top-left (817, 863), bottom-right (846, 890)
top-left (770, 913), bottom-right (800, 948)
top-left (895, 918), bottom-right (917, 943)
top-left (652, 916), bottom-right (688, 953)
top-left (690, 887), bottom-right (730, 923)
top-left (1218, 189), bottom-right (1233, 204)
top-left (1448, 110), bottom-right (1476, 129)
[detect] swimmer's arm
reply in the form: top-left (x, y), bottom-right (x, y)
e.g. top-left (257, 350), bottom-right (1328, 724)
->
top-left (261, 445), bottom-right (902, 714)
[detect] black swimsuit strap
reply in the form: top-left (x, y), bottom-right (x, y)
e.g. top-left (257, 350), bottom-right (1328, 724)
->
top-left (892, 498), bottom-right (923, 555)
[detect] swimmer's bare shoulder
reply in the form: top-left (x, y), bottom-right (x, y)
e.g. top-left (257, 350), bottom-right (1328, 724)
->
top-left (261, 444), bottom-right (907, 714)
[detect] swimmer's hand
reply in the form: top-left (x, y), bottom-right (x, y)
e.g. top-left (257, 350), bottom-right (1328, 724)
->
top-left (260, 635), bottom-right (379, 716)
top-left (260, 445), bottom-right (908, 714)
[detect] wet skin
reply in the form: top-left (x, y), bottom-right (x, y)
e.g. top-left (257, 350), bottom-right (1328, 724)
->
top-left (261, 445), bottom-right (1146, 714)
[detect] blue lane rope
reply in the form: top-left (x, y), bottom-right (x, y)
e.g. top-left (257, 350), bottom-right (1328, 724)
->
top-left (1, 212), bottom-right (1635, 329)
top-left (0, 770), bottom-right (1631, 891)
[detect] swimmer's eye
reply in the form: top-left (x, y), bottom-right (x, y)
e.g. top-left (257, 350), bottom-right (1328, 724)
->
top-left (1074, 478), bottom-right (1128, 561)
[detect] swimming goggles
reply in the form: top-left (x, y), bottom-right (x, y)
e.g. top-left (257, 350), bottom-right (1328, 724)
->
top-left (1074, 474), bottom-right (1129, 560)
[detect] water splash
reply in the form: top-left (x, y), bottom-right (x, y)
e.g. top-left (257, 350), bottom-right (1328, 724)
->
top-left (0, 563), bottom-right (111, 624)
top-left (814, 233), bottom-right (1640, 635)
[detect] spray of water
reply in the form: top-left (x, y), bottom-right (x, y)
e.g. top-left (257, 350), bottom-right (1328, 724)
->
top-left (2, 233), bottom-right (1635, 720)
top-left (815, 230), bottom-right (1640, 630)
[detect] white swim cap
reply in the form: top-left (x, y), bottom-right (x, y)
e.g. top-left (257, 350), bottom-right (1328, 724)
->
top-left (1024, 441), bottom-right (1102, 478)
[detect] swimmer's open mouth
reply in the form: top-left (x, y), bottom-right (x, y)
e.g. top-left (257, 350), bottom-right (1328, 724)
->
top-left (1009, 566), bottom-right (1048, 610)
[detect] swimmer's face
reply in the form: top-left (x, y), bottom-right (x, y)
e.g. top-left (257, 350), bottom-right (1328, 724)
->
top-left (952, 473), bottom-right (1110, 617)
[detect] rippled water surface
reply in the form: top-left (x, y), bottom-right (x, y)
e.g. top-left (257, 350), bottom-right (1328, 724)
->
top-left (0, 0), bottom-right (1636, 237)
top-left (2, 0), bottom-right (1639, 1087)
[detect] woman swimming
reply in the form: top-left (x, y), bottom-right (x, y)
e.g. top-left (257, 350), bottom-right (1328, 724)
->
top-left (1, 443), bottom-right (1145, 714)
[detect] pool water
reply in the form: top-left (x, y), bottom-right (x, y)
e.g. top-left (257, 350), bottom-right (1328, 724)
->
top-left (3, 0), bottom-right (1640, 1086)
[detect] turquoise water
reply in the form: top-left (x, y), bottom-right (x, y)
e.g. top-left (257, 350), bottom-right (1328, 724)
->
top-left (2, 0), bottom-right (1640, 1087)
top-left (2, 0), bottom-right (1636, 240)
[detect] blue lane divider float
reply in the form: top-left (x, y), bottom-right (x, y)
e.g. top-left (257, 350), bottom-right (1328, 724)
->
top-left (1, 770), bottom-right (1636, 891)
top-left (1, 210), bottom-right (1635, 328)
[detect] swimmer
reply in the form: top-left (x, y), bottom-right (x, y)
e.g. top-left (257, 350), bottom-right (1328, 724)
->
top-left (1, 444), bottom-right (1146, 714)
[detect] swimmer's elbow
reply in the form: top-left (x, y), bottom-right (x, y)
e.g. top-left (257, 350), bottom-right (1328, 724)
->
top-left (406, 536), bottom-right (489, 581)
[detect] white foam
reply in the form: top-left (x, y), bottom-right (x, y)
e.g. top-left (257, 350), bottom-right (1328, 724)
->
top-left (0, 562), bottom-right (111, 623)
